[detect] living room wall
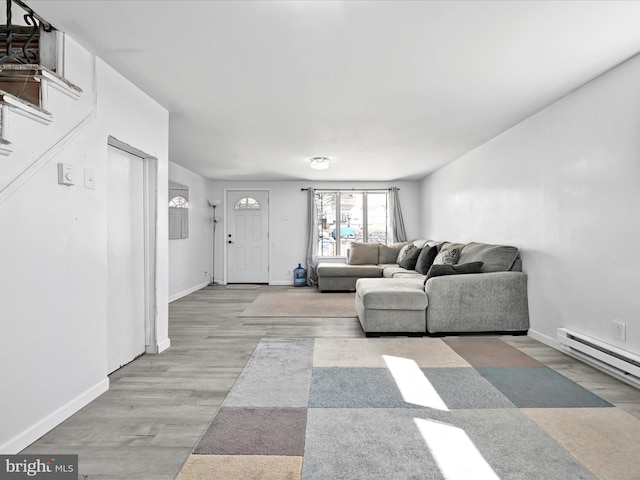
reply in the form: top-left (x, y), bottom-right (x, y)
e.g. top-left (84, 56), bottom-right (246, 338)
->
top-left (0, 39), bottom-right (169, 453)
top-left (207, 180), bottom-right (422, 285)
top-left (420, 53), bottom-right (640, 355)
top-left (168, 162), bottom-right (213, 301)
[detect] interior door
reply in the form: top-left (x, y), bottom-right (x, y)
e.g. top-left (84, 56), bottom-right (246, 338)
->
top-left (226, 190), bottom-right (269, 283)
top-left (107, 145), bottom-right (146, 373)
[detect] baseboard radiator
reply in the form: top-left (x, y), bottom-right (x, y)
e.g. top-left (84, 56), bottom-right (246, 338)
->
top-left (557, 328), bottom-right (640, 388)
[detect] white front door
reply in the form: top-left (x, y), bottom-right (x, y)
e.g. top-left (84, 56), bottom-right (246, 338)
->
top-left (107, 145), bottom-right (146, 374)
top-left (226, 190), bottom-right (269, 284)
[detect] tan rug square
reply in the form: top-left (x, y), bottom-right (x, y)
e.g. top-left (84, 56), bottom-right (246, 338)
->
top-left (239, 291), bottom-right (356, 317)
top-left (523, 407), bottom-right (640, 480)
top-left (443, 337), bottom-right (543, 367)
top-left (176, 455), bottom-right (302, 480)
top-left (313, 337), bottom-right (470, 368)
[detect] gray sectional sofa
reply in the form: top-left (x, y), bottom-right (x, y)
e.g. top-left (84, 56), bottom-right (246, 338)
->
top-left (316, 240), bottom-right (529, 336)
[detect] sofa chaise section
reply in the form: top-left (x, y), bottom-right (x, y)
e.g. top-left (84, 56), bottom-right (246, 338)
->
top-left (355, 277), bottom-right (428, 336)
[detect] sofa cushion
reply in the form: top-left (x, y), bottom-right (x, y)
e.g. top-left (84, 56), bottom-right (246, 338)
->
top-left (425, 261), bottom-right (484, 282)
top-left (396, 244), bottom-right (415, 263)
top-left (399, 246), bottom-right (422, 270)
top-left (356, 278), bottom-right (427, 310)
top-left (347, 243), bottom-right (379, 265)
top-left (415, 244), bottom-right (438, 275)
top-left (317, 263), bottom-right (384, 278)
top-left (379, 243), bottom-right (407, 264)
top-left (382, 266), bottom-right (424, 279)
top-left (433, 245), bottom-right (461, 265)
top-left (458, 242), bottom-right (519, 272)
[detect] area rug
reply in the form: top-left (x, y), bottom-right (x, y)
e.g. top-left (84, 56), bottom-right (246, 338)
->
top-left (226, 284), bottom-right (263, 290)
top-left (177, 337), bottom-right (640, 480)
top-left (238, 291), bottom-right (356, 317)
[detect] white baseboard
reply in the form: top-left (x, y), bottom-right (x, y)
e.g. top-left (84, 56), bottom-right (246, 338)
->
top-left (270, 280), bottom-right (293, 286)
top-left (527, 328), bottom-right (560, 349)
top-left (169, 281), bottom-right (209, 303)
top-left (157, 338), bottom-right (171, 353)
top-left (0, 378), bottom-right (109, 454)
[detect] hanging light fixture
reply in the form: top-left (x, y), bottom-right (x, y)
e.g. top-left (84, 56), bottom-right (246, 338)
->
top-left (309, 156), bottom-right (330, 170)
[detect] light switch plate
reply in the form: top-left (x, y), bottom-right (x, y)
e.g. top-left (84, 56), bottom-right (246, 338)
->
top-left (84, 168), bottom-right (96, 190)
top-left (57, 163), bottom-right (74, 186)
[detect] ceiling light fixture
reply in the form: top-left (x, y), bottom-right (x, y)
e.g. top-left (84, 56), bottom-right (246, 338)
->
top-left (309, 156), bottom-right (330, 170)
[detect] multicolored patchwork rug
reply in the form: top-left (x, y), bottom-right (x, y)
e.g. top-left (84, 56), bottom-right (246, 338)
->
top-left (177, 337), bottom-right (640, 480)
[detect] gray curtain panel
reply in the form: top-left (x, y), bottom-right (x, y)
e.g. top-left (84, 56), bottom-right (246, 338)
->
top-left (305, 188), bottom-right (319, 285)
top-left (389, 187), bottom-right (407, 242)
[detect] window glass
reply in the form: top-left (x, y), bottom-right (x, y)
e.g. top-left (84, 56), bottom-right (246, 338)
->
top-left (317, 193), bottom-right (337, 256)
top-left (169, 196), bottom-right (189, 208)
top-left (235, 197), bottom-right (261, 210)
top-left (316, 191), bottom-right (390, 256)
top-left (367, 193), bottom-right (390, 244)
top-left (339, 193), bottom-right (362, 254)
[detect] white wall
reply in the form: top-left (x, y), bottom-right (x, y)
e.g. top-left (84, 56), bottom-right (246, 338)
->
top-left (169, 162), bottom-right (212, 301)
top-left (420, 53), bottom-right (640, 355)
top-left (0, 38), bottom-right (169, 453)
top-left (208, 180), bottom-right (422, 285)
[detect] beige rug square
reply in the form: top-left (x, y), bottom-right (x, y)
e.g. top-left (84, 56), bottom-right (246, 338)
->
top-left (523, 407), bottom-right (640, 480)
top-left (239, 291), bottom-right (356, 317)
top-left (313, 337), bottom-right (471, 368)
top-left (176, 454), bottom-right (302, 480)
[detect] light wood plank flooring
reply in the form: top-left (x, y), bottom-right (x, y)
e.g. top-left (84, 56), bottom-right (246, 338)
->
top-left (22, 285), bottom-right (640, 479)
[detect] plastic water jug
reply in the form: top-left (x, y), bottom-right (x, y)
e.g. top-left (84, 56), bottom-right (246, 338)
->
top-left (293, 263), bottom-right (307, 287)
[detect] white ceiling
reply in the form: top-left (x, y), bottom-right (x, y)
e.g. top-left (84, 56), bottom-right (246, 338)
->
top-left (29, 1), bottom-right (640, 181)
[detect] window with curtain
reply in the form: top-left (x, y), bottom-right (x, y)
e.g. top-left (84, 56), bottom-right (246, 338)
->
top-left (316, 191), bottom-right (391, 257)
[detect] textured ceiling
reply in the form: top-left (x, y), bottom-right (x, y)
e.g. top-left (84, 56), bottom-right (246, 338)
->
top-left (30, 1), bottom-right (640, 181)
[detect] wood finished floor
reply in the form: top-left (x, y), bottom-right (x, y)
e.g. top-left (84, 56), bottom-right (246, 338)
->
top-left (22, 285), bottom-right (640, 479)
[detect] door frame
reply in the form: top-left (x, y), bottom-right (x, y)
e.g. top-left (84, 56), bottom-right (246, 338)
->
top-left (223, 188), bottom-right (271, 285)
top-left (107, 136), bottom-right (159, 354)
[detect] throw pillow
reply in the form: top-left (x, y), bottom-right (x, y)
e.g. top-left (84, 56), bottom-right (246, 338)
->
top-left (399, 246), bottom-right (422, 270)
top-left (433, 247), bottom-right (460, 266)
top-left (425, 261), bottom-right (484, 282)
top-left (396, 244), bottom-right (416, 264)
top-left (347, 242), bottom-right (379, 265)
top-left (415, 245), bottom-right (438, 275)
top-left (457, 242), bottom-right (519, 272)
top-left (379, 243), bottom-right (407, 264)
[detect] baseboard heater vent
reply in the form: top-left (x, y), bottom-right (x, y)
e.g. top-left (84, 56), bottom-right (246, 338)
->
top-left (557, 328), bottom-right (640, 388)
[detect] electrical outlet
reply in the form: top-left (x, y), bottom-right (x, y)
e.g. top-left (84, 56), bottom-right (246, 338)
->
top-left (84, 168), bottom-right (96, 189)
top-left (613, 320), bottom-right (626, 341)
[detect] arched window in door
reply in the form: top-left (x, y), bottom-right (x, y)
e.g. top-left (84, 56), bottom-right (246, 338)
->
top-left (234, 197), bottom-right (261, 210)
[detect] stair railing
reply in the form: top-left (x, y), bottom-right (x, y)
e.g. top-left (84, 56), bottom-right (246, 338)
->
top-left (0, 0), bottom-right (53, 65)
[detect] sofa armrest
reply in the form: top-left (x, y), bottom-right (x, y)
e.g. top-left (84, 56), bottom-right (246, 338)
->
top-left (425, 271), bottom-right (529, 333)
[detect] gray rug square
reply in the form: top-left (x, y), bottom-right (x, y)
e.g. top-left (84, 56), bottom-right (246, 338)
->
top-left (476, 366), bottom-right (613, 408)
top-left (302, 408), bottom-right (441, 480)
top-left (308, 368), bottom-right (418, 408)
top-left (194, 407), bottom-right (307, 456)
top-left (223, 338), bottom-right (314, 407)
top-left (302, 408), bottom-right (598, 480)
top-left (309, 367), bottom-right (516, 410)
top-left (421, 368), bottom-right (516, 409)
